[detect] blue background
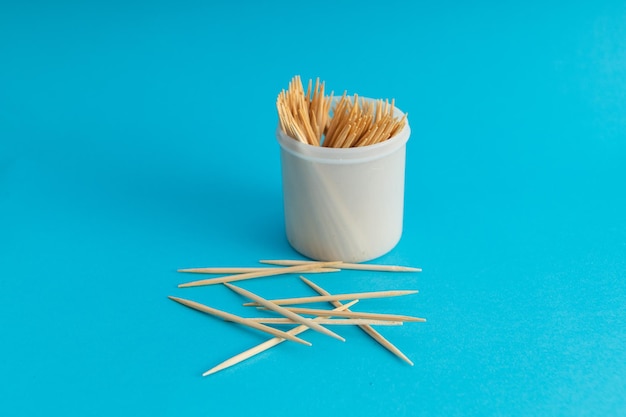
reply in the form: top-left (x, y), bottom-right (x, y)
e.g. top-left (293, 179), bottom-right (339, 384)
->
top-left (1, 1), bottom-right (625, 416)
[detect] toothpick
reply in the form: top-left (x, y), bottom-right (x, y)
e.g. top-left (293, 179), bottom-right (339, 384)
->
top-left (259, 259), bottom-right (421, 273)
top-left (245, 318), bottom-right (402, 326)
top-left (300, 276), bottom-right (416, 365)
top-left (223, 283), bottom-right (345, 342)
top-left (202, 300), bottom-right (359, 376)
top-left (177, 261), bottom-right (342, 288)
top-left (167, 296), bottom-right (311, 346)
top-left (242, 289), bottom-right (418, 306)
top-left (177, 266), bottom-right (340, 274)
top-left (261, 306), bottom-right (425, 323)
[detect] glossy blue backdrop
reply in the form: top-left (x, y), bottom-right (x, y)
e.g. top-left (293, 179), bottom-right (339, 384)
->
top-left (1, 1), bottom-right (625, 416)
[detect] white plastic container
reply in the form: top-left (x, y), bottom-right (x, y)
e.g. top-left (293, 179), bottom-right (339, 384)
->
top-left (276, 101), bottom-right (410, 262)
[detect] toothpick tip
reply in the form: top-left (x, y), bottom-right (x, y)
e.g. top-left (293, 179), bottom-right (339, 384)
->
top-left (392, 266), bottom-right (421, 272)
top-left (177, 281), bottom-right (204, 288)
top-left (168, 295), bottom-right (185, 303)
top-left (177, 268), bottom-right (208, 273)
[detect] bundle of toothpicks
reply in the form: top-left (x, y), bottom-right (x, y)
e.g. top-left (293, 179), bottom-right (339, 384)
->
top-left (276, 75), bottom-right (407, 148)
top-left (170, 259), bottom-right (424, 376)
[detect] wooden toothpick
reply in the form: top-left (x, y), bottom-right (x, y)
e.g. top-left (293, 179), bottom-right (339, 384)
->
top-left (177, 266), bottom-right (340, 274)
top-left (203, 300), bottom-right (359, 376)
top-left (223, 283), bottom-right (345, 342)
top-left (259, 259), bottom-right (421, 272)
top-left (300, 276), bottom-right (416, 365)
top-left (242, 289), bottom-right (418, 306)
top-left (167, 296), bottom-right (311, 346)
top-left (262, 306), bottom-right (426, 322)
top-left (177, 261), bottom-right (342, 288)
top-left (245, 318), bottom-right (403, 326)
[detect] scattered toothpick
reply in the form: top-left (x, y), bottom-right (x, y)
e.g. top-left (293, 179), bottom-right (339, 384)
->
top-left (260, 305), bottom-right (425, 323)
top-left (245, 318), bottom-right (402, 326)
top-left (177, 261), bottom-right (342, 288)
top-left (177, 266), bottom-right (340, 274)
top-left (167, 296), bottom-right (311, 346)
top-left (259, 259), bottom-right (421, 273)
top-left (242, 289), bottom-right (418, 306)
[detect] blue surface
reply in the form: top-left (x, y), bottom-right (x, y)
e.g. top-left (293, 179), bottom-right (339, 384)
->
top-left (2, 1), bottom-right (625, 416)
